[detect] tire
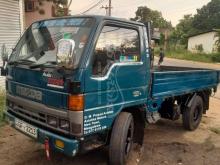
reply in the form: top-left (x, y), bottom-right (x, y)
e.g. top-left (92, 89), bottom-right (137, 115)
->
top-left (109, 112), bottom-right (134, 165)
top-left (182, 96), bottom-right (203, 131)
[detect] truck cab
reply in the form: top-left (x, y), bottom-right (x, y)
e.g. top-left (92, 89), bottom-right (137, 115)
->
top-left (2, 15), bottom-right (150, 161)
top-left (1, 15), bottom-right (219, 165)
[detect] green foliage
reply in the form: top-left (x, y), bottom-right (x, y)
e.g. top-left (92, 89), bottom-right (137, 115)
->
top-left (52, 0), bottom-right (68, 6)
top-left (211, 53), bottom-right (220, 62)
top-left (160, 33), bottom-right (165, 45)
top-left (192, 0), bottom-right (220, 31)
top-left (169, 14), bottom-right (197, 46)
top-left (170, 0), bottom-right (220, 47)
top-left (159, 48), bottom-right (220, 63)
top-left (131, 6), bottom-right (172, 29)
top-left (37, 0), bottom-right (68, 5)
top-left (27, 0), bottom-right (70, 16)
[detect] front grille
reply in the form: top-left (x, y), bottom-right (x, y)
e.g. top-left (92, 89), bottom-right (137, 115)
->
top-left (7, 99), bottom-right (47, 124)
top-left (7, 100), bottom-right (70, 136)
top-left (13, 105), bottom-right (46, 123)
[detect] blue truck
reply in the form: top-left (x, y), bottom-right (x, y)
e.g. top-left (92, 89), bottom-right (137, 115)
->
top-left (0, 16), bottom-right (220, 165)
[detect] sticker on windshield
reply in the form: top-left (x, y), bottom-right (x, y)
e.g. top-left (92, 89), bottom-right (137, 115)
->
top-left (61, 27), bottom-right (79, 34)
top-left (56, 39), bottom-right (75, 68)
top-left (119, 55), bottom-right (138, 62)
top-left (63, 33), bottom-right (72, 39)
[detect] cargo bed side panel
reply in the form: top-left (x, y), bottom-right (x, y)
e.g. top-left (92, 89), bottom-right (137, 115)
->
top-left (152, 70), bottom-right (219, 98)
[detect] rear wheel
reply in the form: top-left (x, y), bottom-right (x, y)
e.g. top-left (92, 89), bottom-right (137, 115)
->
top-left (109, 112), bottom-right (134, 165)
top-left (182, 96), bottom-right (203, 131)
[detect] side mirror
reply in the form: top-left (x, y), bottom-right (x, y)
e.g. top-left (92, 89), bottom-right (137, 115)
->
top-left (1, 44), bottom-right (8, 63)
top-left (0, 44), bottom-right (8, 76)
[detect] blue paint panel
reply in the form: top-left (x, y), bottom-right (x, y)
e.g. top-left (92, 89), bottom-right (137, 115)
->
top-left (152, 70), bottom-right (219, 99)
top-left (11, 67), bottom-right (68, 91)
top-left (85, 86), bottom-right (147, 109)
top-left (83, 63), bottom-right (149, 135)
top-left (7, 66), bottom-right (69, 110)
top-left (8, 80), bottom-right (68, 110)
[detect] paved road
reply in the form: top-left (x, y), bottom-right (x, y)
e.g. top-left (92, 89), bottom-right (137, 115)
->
top-left (154, 57), bottom-right (220, 99)
top-left (156, 57), bottom-right (220, 69)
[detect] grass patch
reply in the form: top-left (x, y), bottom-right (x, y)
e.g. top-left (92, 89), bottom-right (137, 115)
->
top-left (155, 48), bottom-right (220, 63)
top-left (210, 127), bottom-right (220, 135)
top-left (0, 91), bottom-right (6, 127)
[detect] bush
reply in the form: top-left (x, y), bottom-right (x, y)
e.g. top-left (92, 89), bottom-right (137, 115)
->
top-left (154, 46), bottom-right (220, 63)
top-left (211, 54), bottom-right (220, 62)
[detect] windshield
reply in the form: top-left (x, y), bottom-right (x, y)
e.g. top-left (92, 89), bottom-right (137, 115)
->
top-left (9, 17), bottom-right (95, 68)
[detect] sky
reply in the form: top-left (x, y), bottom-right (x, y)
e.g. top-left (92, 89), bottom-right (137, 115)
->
top-left (70, 0), bottom-right (211, 26)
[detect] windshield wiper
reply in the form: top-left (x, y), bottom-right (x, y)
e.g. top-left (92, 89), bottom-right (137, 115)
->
top-left (8, 59), bottom-right (35, 66)
top-left (29, 61), bottom-right (57, 69)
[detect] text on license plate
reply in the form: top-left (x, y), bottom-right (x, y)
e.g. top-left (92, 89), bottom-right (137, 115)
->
top-left (15, 119), bottom-right (38, 138)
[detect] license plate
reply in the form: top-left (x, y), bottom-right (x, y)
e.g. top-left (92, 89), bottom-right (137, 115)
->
top-left (15, 119), bottom-right (38, 138)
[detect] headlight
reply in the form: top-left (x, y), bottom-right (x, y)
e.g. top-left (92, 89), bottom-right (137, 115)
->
top-left (47, 116), bottom-right (58, 127)
top-left (59, 119), bottom-right (70, 131)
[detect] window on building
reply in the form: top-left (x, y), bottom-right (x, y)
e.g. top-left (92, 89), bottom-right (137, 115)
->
top-left (92, 25), bottom-right (140, 76)
top-left (25, 1), bottom-right (35, 12)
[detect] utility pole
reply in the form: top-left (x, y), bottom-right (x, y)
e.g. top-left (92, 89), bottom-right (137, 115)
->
top-left (101, 5), bottom-right (109, 16)
top-left (101, 0), bottom-right (112, 16)
top-left (109, 0), bottom-right (112, 16)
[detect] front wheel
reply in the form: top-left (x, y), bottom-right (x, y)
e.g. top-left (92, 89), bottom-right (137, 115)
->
top-left (109, 112), bottom-right (134, 165)
top-left (182, 96), bottom-right (203, 131)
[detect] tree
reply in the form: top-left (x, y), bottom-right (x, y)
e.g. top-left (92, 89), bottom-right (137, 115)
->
top-left (169, 0), bottom-right (220, 48)
top-left (169, 14), bottom-right (196, 46)
top-left (52, 0), bottom-right (72, 17)
top-left (131, 6), bottom-right (172, 29)
top-left (27, 0), bottom-right (72, 16)
top-left (192, 0), bottom-right (220, 32)
top-left (52, 0), bottom-right (72, 9)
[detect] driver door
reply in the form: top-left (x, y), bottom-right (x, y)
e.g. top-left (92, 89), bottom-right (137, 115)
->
top-left (83, 23), bottom-right (149, 135)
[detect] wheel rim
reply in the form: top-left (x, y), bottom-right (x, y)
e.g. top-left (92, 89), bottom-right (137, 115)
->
top-left (193, 106), bottom-right (200, 122)
top-left (125, 122), bottom-right (134, 156)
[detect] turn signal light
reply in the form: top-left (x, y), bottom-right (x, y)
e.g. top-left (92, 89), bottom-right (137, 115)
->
top-left (55, 139), bottom-right (64, 149)
top-left (68, 94), bottom-right (84, 111)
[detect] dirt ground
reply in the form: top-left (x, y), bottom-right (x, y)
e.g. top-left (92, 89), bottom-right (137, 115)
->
top-left (0, 97), bottom-right (219, 165)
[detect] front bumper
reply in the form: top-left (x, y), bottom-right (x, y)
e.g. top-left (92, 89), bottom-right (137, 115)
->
top-left (4, 111), bottom-right (80, 157)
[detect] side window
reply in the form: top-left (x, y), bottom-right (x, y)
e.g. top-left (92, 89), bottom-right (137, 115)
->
top-left (92, 25), bottom-right (140, 76)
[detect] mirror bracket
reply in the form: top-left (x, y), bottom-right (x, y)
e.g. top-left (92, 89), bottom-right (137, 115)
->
top-left (0, 67), bottom-right (6, 76)
top-left (1, 44), bottom-right (8, 62)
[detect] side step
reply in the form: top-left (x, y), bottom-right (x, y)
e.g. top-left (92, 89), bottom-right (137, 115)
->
top-left (146, 111), bottom-right (161, 124)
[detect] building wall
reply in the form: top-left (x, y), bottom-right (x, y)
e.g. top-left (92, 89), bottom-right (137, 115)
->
top-left (25, 0), bottom-right (54, 28)
top-left (188, 32), bottom-right (218, 53)
top-left (0, 0), bottom-right (24, 88)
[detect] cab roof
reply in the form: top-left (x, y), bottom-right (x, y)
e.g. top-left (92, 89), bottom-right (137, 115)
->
top-left (36, 15), bottom-right (145, 27)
